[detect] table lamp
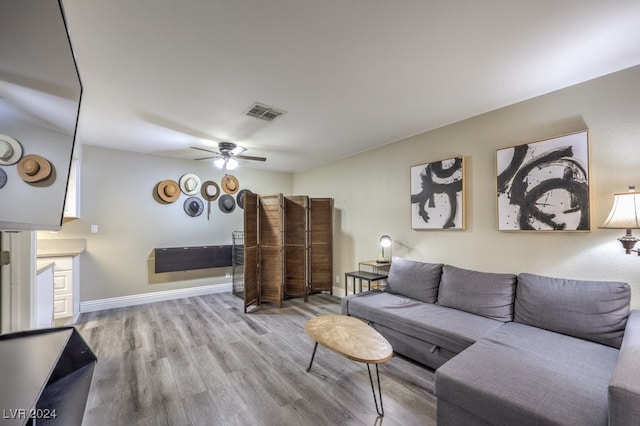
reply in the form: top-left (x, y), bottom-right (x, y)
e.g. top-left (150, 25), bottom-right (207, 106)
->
top-left (601, 185), bottom-right (640, 255)
top-left (378, 235), bottom-right (392, 263)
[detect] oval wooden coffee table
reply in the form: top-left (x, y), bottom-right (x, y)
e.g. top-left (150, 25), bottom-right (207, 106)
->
top-left (305, 314), bottom-right (393, 416)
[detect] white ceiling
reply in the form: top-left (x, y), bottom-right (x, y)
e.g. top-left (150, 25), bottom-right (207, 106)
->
top-left (42, 1), bottom-right (640, 171)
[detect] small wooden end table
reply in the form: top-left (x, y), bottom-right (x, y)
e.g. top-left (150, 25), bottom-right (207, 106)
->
top-left (305, 314), bottom-right (393, 416)
top-left (358, 260), bottom-right (391, 273)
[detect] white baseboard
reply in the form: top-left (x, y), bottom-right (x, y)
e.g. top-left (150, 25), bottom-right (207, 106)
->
top-left (332, 285), bottom-right (346, 297)
top-left (80, 282), bottom-right (232, 313)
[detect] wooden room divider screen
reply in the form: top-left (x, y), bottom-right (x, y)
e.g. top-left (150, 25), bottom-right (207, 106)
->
top-left (309, 197), bottom-right (333, 294)
top-left (242, 193), bottom-right (333, 312)
top-left (243, 192), bottom-right (259, 312)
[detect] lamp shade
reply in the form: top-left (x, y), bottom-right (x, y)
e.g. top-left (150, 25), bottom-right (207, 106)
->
top-left (214, 157), bottom-right (225, 169)
top-left (213, 157), bottom-right (239, 170)
top-left (226, 157), bottom-right (239, 170)
top-left (601, 190), bottom-right (640, 229)
top-left (380, 235), bottom-right (392, 248)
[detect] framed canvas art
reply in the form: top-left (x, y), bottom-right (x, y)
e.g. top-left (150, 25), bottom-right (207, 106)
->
top-left (496, 130), bottom-right (590, 231)
top-left (411, 156), bottom-right (465, 230)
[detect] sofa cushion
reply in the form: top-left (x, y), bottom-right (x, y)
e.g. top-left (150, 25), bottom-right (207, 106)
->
top-left (436, 322), bottom-right (619, 426)
top-left (342, 291), bottom-right (503, 354)
top-left (367, 322), bottom-right (459, 369)
top-left (385, 257), bottom-right (442, 303)
top-left (437, 265), bottom-right (516, 321)
top-left (514, 273), bottom-right (630, 348)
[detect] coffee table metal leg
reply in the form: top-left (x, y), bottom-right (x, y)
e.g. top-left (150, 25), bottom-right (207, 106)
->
top-left (367, 363), bottom-right (384, 416)
top-left (306, 342), bottom-right (318, 372)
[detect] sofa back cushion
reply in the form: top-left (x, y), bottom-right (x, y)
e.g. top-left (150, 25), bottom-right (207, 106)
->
top-left (514, 273), bottom-right (630, 348)
top-left (437, 265), bottom-right (516, 322)
top-left (385, 257), bottom-right (442, 303)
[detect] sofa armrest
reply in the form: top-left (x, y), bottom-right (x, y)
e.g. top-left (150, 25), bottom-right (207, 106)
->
top-left (609, 309), bottom-right (640, 425)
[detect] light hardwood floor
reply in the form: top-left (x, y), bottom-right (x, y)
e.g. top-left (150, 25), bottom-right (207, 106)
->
top-left (76, 292), bottom-right (437, 425)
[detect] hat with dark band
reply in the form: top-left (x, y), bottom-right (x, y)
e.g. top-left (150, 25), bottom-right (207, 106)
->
top-left (179, 173), bottom-right (201, 195)
top-left (0, 135), bottom-right (23, 166)
top-left (201, 180), bottom-right (220, 201)
top-left (0, 168), bottom-right (7, 190)
top-left (218, 194), bottom-right (236, 213)
top-left (184, 196), bottom-right (204, 217)
top-left (236, 189), bottom-right (252, 209)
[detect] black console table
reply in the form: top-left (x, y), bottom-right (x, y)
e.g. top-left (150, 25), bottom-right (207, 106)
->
top-left (0, 327), bottom-right (97, 425)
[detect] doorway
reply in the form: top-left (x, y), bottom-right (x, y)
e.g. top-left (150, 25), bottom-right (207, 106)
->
top-left (0, 230), bottom-right (40, 332)
top-left (1, 231), bottom-right (11, 332)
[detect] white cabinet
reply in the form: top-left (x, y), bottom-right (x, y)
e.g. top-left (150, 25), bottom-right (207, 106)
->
top-left (50, 257), bottom-right (75, 320)
top-left (63, 159), bottom-right (81, 219)
top-left (35, 262), bottom-right (55, 328)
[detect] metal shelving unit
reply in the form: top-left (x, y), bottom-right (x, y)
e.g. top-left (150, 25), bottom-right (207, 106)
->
top-left (232, 231), bottom-right (244, 297)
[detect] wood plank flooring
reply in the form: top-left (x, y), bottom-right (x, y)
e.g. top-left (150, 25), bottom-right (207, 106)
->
top-left (76, 292), bottom-right (437, 425)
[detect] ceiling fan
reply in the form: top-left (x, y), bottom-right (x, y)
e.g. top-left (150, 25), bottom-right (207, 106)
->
top-left (191, 142), bottom-right (267, 170)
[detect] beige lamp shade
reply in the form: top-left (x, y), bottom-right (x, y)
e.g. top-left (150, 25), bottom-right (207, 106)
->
top-left (601, 190), bottom-right (640, 229)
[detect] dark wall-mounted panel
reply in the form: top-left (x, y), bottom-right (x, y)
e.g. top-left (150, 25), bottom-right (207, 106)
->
top-left (154, 245), bottom-right (232, 273)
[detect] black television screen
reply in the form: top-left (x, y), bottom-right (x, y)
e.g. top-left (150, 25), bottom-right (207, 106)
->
top-left (0, 0), bottom-right (81, 230)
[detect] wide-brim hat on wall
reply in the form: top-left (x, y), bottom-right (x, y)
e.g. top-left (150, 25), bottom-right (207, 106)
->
top-left (183, 196), bottom-right (204, 217)
top-left (0, 168), bottom-right (7, 190)
top-left (179, 173), bottom-right (201, 195)
top-left (201, 180), bottom-right (220, 201)
top-left (157, 179), bottom-right (180, 203)
top-left (236, 189), bottom-right (252, 209)
top-left (17, 154), bottom-right (52, 183)
top-left (218, 194), bottom-right (236, 213)
top-left (221, 174), bottom-right (239, 194)
top-left (0, 135), bottom-right (23, 166)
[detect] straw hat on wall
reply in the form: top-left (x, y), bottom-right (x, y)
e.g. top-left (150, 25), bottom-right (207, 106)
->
top-left (17, 154), bottom-right (52, 183)
top-left (157, 179), bottom-right (180, 203)
top-left (221, 174), bottom-right (239, 194)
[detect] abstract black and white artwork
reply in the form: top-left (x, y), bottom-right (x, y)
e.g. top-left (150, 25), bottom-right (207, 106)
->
top-left (411, 156), bottom-right (465, 230)
top-left (496, 131), bottom-right (590, 231)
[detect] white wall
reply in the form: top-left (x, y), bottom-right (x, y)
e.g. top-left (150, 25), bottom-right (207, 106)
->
top-left (294, 65), bottom-right (640, 308)
top-left (40, 145), bottom-right (293, 301)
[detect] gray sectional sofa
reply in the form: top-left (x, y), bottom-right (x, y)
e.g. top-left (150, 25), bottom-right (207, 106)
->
top-left (341, 257), bottom-right (640, 425)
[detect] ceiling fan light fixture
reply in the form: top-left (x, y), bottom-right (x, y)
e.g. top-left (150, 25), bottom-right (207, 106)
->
top-left (226, 158), bottom-right (239, 170)
top-left (192, 142), bottom-right (266, 167)
top-left (213, 157), bottom-right (226, 169)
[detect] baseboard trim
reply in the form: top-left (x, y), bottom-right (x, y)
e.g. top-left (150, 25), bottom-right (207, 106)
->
top-left (80, 282), bottom-right (233, 313)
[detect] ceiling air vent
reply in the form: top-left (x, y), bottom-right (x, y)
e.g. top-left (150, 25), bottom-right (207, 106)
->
top-left (245, 103), bottom-right (285, 121)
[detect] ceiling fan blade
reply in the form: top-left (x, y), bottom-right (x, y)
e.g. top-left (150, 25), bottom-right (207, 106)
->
top-left (237, 154), bottom-right (267, 162)
top-left (191, 146), bottom-right (219, 154)
top-left (194, 156), bottom-right (219, 160)
top-left (230, 145), bottom-right (247, 156)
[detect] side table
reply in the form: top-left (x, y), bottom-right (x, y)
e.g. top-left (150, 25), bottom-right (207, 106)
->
top-left (358, 260), bottom-right (391, 274)
top-left (344, 270), bottom-right (388, 295)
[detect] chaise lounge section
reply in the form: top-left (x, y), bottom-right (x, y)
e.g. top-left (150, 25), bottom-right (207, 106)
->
top-left (341, 257), bottom-right (640, 425)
